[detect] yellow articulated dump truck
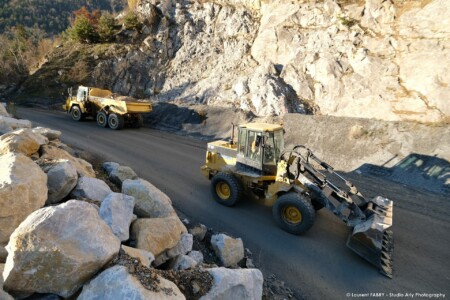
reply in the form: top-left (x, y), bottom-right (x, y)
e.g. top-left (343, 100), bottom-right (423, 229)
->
top-left (63, 86), bottom-right (152, 130)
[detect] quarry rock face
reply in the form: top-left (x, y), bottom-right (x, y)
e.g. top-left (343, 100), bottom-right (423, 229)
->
top-left (84, 0), bottom-right (450, 123)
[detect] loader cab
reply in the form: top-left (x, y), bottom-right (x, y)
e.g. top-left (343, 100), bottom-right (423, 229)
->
top-left (236, 123), bottom-right (284, 175)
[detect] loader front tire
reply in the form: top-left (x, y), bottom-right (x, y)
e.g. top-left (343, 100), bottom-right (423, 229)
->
top-left (211, 172), bottom-right (243, 207)
top-left (97, 112), bottom-right (108, 127)
top-left (71, 106), bottom-right (84, 121)
top-left (273, 193), bottom-right (315, 235)
top-left (108, 113), bottom-right (124, 130)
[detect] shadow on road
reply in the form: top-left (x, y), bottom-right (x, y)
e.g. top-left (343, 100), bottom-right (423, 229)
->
top-left (355, 153), bottom-right (450, 196)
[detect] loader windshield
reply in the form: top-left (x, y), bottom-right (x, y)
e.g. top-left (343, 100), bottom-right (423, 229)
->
top-left (263, 130), bottom-right (284, 165)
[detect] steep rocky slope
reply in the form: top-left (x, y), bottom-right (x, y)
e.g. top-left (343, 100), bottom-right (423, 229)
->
top-left (11, 0), bottom-right (450, 123)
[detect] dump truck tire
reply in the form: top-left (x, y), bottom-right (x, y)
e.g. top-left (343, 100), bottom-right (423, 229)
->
top-left (211, 172), bottom-right (243, 207)
top-left (97, 111), bottom-right (108, 127)
top-left (108, 113), bottom-right (124, 130)
top-left (273, 193), bottom-right (315, 235)
top-left (71, 106), bottom-right (84, 121)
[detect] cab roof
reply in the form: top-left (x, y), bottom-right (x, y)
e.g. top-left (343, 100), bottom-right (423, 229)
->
top-left (239, 123), bottom-right (283, 132)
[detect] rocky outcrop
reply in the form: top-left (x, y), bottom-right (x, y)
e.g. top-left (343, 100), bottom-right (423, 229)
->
top-left (78, 265), bottom-right (185, 300)
top-left (3, 200), bottom-right (120, 298)
top-left (0, 116), bottom-right (31, 133)
top-left (131, 216), bottom-right (187, 257)
top-left (122, 178), bottom-right (176, 218)
top-left (40, 144), bottom-right (96, 177)
top-left (211, 234), bottom-right (244, 267)
top-left (200, 268), bottom-right (263, 300)
top-left (70, 176), bottom-right (112, 202)
top-left (99, 193), bottom-right (135, 241)
top-left (0, 153), bottom-right (47, 246)
top-left (42, 159), bottom-right (78, 205)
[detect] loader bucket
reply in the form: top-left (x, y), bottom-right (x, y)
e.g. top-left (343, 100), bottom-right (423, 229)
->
top-left (346, 196), bottom-right (394, 278)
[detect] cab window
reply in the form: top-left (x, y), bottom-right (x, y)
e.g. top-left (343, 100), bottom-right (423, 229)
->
top-left (247, 131), bottom-right (262, 161)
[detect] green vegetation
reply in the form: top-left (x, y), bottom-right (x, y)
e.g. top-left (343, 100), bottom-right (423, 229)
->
top-left (124, 11), bottom-right (142, 32)
top-left (0, 0), bottom-right (124, 35)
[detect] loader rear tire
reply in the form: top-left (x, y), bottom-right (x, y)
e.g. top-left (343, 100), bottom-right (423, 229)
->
top-left (97, 112), bottom-right (108, 127)
top-left (108, 113), bottom-right (124, 130)
top-left (273, 193), bottom-right (315, 235)
top-left (71, 106), bottom-right (84, 121)
top-left (211, 172), bottom-right (243, 207)
top-left (132, 114), bottom-right (143, 128)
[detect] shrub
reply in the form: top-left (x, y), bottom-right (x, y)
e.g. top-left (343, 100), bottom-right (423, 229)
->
top-left (97, 14), bottom-right (117, 42)
top-left (67, 15), bottom-right (98, 43)
top-left (124, 11), bottom-right (142, 32)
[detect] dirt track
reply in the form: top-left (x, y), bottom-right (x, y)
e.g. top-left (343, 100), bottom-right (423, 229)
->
top-left (18, 108), bottom-right (450, 299)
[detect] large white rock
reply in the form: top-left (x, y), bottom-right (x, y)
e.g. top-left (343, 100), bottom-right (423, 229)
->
top-left (42, 159), bottom-right (78, 205)
top-left (2, 200), bottom-right (120, 298)
top-left (170, 255), bottom-right (197, 271)
top-left (131, 216), bottom-right (187, 257)
top-left (39, 145), bottom-right (96, 177)
top-left (0, 116), bottom-right (31, 130)
top-left (121, 245), bottom-right (154, 267)
top-left (0, 128), bottom-right (48, 156)
top-left (200, 268), bottom-right (263, 300)
top-left (32, 127), bottom-right (62, 141)
top-left (70, 177), bottom-right (112, 202)
top-left (99, 193), bottom-right (135, 241)
top-left (210, 234), bottom-right (244, 267)
top-left (122, 179), bottom-right (176, 218)
top-left (0, 153), bottom-right (47, 246)
top-left (0, 264), bottom-right (14, 300)
top-left (78, 265), bottom-right (185, 300)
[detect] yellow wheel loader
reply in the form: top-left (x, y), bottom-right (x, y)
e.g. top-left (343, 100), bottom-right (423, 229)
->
top-left (63, 86), bottom-right (152, 130)
top-left (200, 123), bottom-right (394, 277)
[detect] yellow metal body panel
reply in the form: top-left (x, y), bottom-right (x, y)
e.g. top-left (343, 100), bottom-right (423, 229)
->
top-left (239, 123), bottom-right (283, 132)
top-left (89, 88), bottom-right (113, 98)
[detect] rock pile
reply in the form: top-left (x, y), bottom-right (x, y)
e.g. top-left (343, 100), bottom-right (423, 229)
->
top-left (0, 114), bottom-right (263, 299)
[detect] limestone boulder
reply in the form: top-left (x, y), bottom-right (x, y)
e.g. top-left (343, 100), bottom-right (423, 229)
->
top-left (78, 265), bottom-right (185, 300)
top-left (39, 145), bottom-right (96, 177)
top-left (70, 177), bottom-right (112, 202)
top-left (99, 193), bottom-right (135, 241)
top-left (107, 164), bottom-right (138, 188)
top-left (32, 127), bottom-right (62, 141)
top-left (170, 255), bottom-right (197, 271)
top-left (131, 216), bottom-right (187, 257)
top-left (0, 104), bottom-right (10, 117)
top-left (41, 159), bottom-right (78, 205)
top-left (121, 245), bottom-right (154, 267)
top-left (211, 234), bottom-right (244, 267)
top-left (155, 233), bottom-right (193, 266)
top-left (188, 251), bottom-right (204, 265)
top-left (102, 161), bottom-right (119, 174)
top-left (122, 179), bottom-right (176, 218)
top-left (0, 116), bottom-right (31, 130)
top-left (200, 268), bottom-right (263, 300)
top-left (189, 224), bottom-right (207, 241)
top-left (0, 153), bottom-right (47, 246)
top-left (3, 200), bottom-right (120, 298)
top-left (0, 128), bottom-right (48, 156)
top-left (0, 264), bottom-right (14, 300)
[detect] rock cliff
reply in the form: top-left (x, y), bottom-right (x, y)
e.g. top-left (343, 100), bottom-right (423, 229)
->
top-left (15, 0), bottom-right (450, 123)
